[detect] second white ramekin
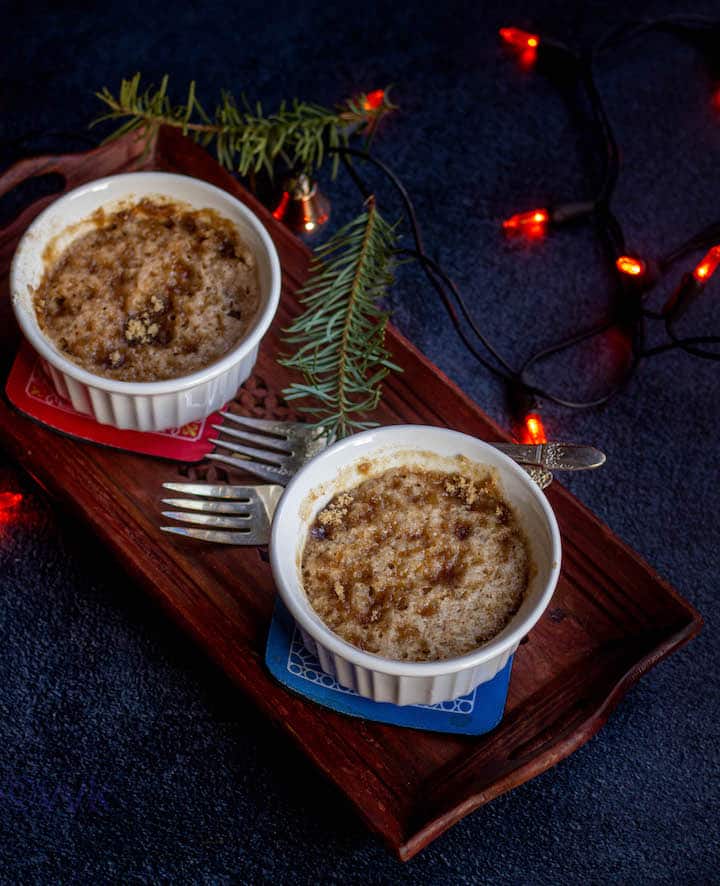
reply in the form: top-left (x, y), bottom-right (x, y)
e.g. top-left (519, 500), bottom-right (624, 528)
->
top-left (10, 172), bottom-right (281, 431)
top-left (270, 426), bottom-right (562, 706)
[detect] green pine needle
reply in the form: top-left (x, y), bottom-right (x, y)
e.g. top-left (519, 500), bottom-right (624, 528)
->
top-left (280, 197), bottom-right (400, 439)
top-left (93, 73), bottom-right (395, 178)
top-left (91, 75), bottom-right (401, 437)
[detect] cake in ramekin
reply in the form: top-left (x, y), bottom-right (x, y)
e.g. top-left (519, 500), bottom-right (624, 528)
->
top-left (11, 172), bottom-right (281, 431)
top-left (34, 198), bottom-right (261, 383)
top-left (271, 426), bottom-right (561, 706)
top-left (301, 462), bottom-right (532, 662)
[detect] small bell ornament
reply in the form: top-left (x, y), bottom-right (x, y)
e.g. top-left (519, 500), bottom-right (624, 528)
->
top-left (273, 173), bottom-right (330, 234)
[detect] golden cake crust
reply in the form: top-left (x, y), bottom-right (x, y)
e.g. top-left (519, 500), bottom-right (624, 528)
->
top-left (301, 465), bottom-right (531, 662)
top-left (33, 198), bottom-right (260, 382)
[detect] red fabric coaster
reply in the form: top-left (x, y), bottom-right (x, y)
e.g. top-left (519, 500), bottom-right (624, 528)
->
top-left (5, 342), bottom-right (224, 462)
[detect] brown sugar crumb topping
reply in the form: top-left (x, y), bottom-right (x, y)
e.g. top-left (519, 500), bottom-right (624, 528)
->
top-left (316, 492), bottom-right (354, 530)
top-left (33, 198), bottom-right (261, 382)
top-left (124, 311), bottom-right (161, 345)
top-left (302, 464), bottom-right (532, 662)
top-left (107, 349), bottom-right (124, 368)
top-left (443, 473), bottom-right (480, 505)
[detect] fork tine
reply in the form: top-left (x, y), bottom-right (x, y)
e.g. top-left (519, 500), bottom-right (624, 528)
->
top-left (162, 482), bottom-right (258, 499)
top-left (162, 510), bottom-right (254, 528)
top-left (212, 424), bottom-right (295, 453)
top-left (161, 498), bottom-right (258, 514)
top-left (211, 437), bottom-right (289, 466)
top-left (207, 453), bottom-right (289, 484)
top-left (220, 413), bottom-right (297, 436)
top-left (160, 526), bottom-right (267, 545)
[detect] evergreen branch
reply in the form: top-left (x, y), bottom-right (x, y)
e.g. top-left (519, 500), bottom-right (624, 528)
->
top-left (93, 73), bottom-right (395, 178)
top-left (280, 197), bottom-right (400, 439)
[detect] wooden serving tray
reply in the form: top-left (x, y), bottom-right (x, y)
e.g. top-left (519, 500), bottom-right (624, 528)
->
top-left (0, 128), bottom-right (702, 860)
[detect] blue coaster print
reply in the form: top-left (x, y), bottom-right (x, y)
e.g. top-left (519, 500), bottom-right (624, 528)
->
top-left (265, 598), bottom-right (512, 735)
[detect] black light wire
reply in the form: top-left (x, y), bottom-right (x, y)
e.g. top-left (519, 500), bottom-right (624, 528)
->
top-left (594, 15), bottom-right (720, 357)
top-left (517, 43), bottom-right (638, 408)
top-left (665, 310), bottom-right (720, 361)
top-left (338, 146), bottom-right (638, 410)
top-left (337, 147), bottom-right (518, 381)
top-left (595, 13), bottom-right (720, 56)
top-left (515, 22), bottom-right (720, 374)
top-left (338, 34), bottom-right (642, 412)
top-left (336, 17), bottom-right (720, 418)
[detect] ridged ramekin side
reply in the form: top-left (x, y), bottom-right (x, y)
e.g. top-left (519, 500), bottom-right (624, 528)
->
top-left (300, 626), bottom-right (517, 706)
top-left (40, 344), bottom-right (260, 431)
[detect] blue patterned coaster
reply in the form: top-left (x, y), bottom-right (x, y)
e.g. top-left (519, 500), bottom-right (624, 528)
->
top-left (265, 599), bottom-right (512, 735)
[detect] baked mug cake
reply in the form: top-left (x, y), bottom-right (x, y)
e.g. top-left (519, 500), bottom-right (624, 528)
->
top-left (11, 172), bottom-right (281, 431)
top-left (271, 426), bottom-right (562, 706)
top-left (33, 198), bottom-right (261, 383)
top-left (302, 462), bottom-right (532, 662)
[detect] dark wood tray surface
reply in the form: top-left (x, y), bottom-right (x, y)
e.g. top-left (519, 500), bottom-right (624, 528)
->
top-left (0, 128), bottom-right (702, 860)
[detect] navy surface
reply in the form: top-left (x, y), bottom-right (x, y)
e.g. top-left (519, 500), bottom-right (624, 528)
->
top-left (1, 1), bottom-right (718, 881)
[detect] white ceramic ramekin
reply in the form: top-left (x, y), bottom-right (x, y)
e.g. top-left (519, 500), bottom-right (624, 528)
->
top-left (10, 172), bottom-right (281, 431)
top-left (271, 426), bottom-right (562, 706)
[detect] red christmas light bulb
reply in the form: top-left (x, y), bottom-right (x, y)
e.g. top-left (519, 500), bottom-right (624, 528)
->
top-left (524, 412), bottom-right (547, 445)
top-left (616, 255), bottom-right (646, 277)
top-left (693, 245), bottom-right (720, 283)
top-left (363, 89), bottom-right (385, 111)
top-left (0, 491), bottom-right (22, 526)
top-left (0, 492), bottom-right (22, 511)
top-left (499, 27), bottom-right (540, 50)
top-left (517, 47), bottom-right (538, 71)
top-left (503, 208), bottom-right (549, 239)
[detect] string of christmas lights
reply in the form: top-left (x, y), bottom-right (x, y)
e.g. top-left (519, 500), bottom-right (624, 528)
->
top-left (5, 19), bottom-right (719, 446)
top-left (343, 16), bottom-right (720, 443)
top-left (498, 16), bottom-right (720, 437)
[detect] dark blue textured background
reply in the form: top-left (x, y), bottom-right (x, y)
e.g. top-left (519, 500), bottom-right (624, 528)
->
top-left (1, 1), bottom-right (719, 881)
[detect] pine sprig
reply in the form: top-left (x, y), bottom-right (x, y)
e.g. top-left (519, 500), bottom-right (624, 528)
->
top-left (93, 73), bottom-right (395, 178)
top-left (280, 197), bottom-right (400, 439)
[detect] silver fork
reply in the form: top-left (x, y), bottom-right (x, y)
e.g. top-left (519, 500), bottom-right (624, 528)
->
top-left (209, 413), bottom-right (604, 486)
top-left (208, 413), bottom-right (329, 485)
top-left (162, 419), bottom-right (601, 544)
top-left (160, 483), bottom-right (282, 545)
top-left (159, 463), bottom-right (554, 546)
top-left (159, 461), bottom-right (556, 547)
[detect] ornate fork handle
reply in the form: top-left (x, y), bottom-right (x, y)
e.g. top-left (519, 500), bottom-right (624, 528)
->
top-left (492, 442), bottom-right (606, 471)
